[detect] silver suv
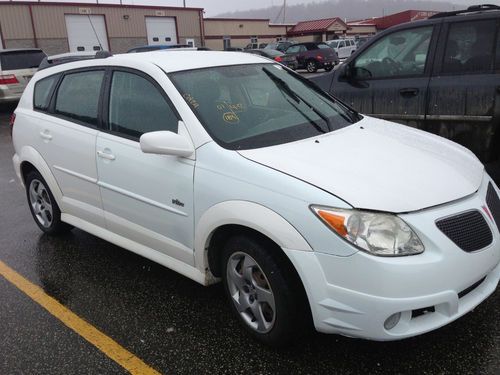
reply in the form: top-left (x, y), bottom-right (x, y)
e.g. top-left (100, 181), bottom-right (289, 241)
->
top-left (0, 48), bottom-right (46, 103)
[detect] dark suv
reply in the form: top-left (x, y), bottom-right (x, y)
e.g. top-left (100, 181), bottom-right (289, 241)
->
top-left (312, 5), bottom-right (500, 178)
top-left (285, 42), bottom-right (339, 73)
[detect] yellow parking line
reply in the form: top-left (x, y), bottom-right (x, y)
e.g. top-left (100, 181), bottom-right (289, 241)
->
top-left (0, 260), bottom-right (161, 375)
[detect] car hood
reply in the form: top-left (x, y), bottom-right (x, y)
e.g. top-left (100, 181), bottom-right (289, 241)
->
top-left (238, 117), bottom-right (484, 213)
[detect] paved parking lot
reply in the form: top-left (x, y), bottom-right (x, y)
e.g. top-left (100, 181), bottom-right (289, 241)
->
top-left (0, 103), bottom-right (499, 374)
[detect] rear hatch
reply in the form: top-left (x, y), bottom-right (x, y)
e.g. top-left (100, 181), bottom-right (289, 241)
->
top-left (317, 44), bottom-right (337, 62)
top-left (0, 49), bottom-right (46, 96)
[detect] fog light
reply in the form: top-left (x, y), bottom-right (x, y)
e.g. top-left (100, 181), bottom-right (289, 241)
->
top-left (384, 312), bottom-right (401, 330)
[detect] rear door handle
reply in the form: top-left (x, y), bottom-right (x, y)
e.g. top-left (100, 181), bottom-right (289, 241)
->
top-left (399, 88), bottom-right (419, 97)
top-left (97, 150), bottom-right (116, 161)
top-left (39, 130), bottom-right (52, 141)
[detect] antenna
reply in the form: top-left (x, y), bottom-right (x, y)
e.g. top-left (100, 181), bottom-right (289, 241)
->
top-left (87, 14), bottom-right (104, 52)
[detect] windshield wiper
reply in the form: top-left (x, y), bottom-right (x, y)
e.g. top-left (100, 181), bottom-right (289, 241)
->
top-left (262, 67), bottom-right (332, 133)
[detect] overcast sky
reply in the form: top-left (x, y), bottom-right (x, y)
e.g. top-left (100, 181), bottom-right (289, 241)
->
top-left (8, 0), bottom-right (500, 16)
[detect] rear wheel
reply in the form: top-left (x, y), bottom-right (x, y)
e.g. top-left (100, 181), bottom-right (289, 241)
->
top-left (25, 170), bottom-right (73, 235)
top-left (222, 235), bottom-right (308, 346)
top-left (306, 60), bottom-right (318, 73)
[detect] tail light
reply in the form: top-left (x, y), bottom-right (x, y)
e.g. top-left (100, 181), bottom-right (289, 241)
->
top-left (0, 74), bottom-right (19, 85)
top-left (274, 56), bottom-right (283, 62)
top-left (316, 55), bottom-right (324, 60)
top-left (9, 113), bottom-right (16, 137)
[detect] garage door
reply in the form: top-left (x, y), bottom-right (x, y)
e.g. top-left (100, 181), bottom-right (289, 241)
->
top-left (145, 17), bottom-right (178, 46)
top-left (65, 15), bottom-right (109, 52)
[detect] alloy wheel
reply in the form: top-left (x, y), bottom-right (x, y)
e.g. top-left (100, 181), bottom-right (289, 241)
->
top-left (29, 179), bottom-right (53, 228)
top-left (226, 252), bottom-right (276, 333)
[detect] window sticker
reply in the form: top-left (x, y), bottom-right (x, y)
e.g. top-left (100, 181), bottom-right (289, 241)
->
top-left (183, 93), bottom-right (199, 109)
top-left (216, 101), bottom-right (245, 124)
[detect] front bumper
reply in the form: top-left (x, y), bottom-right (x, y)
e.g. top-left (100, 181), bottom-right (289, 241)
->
top-left (285, 176), bottom-right (500, 340)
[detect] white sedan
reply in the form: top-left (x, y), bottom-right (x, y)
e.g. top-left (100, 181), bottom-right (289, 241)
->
top-left (12, 50), bottom-right (500, 345)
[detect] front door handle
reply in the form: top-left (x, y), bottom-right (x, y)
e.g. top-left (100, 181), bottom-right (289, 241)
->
top-left (40, 130), bottom-right (52, 141)
top-left (97, 150), bottom-right (116, 161)
top-left (399, 88), bottom-right (419, 97)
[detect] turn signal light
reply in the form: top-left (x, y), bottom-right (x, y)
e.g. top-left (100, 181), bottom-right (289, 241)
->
top-left (316, 210), bottom-right (348, 237)
top-left (0, 74), bottom-right (19, 85)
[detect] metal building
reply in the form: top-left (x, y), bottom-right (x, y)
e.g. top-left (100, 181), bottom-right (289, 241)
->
top-left (0, 2), bottom-right (204, 55)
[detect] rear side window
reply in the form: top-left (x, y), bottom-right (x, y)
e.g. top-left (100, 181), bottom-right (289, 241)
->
top-left (33, 75), bottom-right (59, 111)
top-left (443, 20), bottom-right (496, 74)
top-left (0, 50), bottom-right (46, 70)
top-left (108, 71), bottom-right (178, 139)
top-left (55, 70), bottom-right (104, 126)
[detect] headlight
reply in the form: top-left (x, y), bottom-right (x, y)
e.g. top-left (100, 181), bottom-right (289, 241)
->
top-left (311, 206), bottom-right (424, 256)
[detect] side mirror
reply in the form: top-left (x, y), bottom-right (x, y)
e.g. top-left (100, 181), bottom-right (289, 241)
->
top-left (140, 130), bottom-right (194, 158)
top-left (340, 63), bottom-right (353, 80)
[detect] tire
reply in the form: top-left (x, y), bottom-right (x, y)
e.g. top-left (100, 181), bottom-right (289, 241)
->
top-left (25, 170), bottom-right (73, 235)
top-left (306, 60), bottom-right (318, 73)
top-left (222, 234), bottom-right (309, 346)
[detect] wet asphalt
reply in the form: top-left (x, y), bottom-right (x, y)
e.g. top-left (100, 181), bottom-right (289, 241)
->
top-left (0, 103), bottom-right (499, 374)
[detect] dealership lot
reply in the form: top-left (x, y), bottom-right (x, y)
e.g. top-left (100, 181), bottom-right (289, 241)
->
top-left (0, 103), bottom-right (499, 374)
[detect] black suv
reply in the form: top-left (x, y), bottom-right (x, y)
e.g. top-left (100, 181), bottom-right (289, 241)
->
top-left (285, 42), bottom-right (339, 73)
top-left (312, 5), bottom-right (500, 178)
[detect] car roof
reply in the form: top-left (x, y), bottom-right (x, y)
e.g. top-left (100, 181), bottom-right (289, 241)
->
top-left (34, 50), bottom-right (270, 76)
top-left (0, 48), bottom-right (43, 54)
top-left (47, 52), bottom-right (96, 60)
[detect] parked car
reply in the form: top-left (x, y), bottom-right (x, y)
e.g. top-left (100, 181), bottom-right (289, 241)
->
top-left (0, 48), bottom-right (46, 103)
top-left (285, 42), bottom-right (339, 72)
top-left (312, 4), bottom-right (500, 174)
top-left (326, 38), bottom-right (357, 59)
top-left (225, 47), bottom-right (244, 51)
top-left (12, 50), bottom-right (500, 346)
top-left (127, 44), bottom-right (191, 53)
top-left (244, 43), bottom-right (268, 50)
top-left (265, 41), bottom-right (296, 53)
top-left (355, 36), bottom-right (372, 48)
top-left (38, 52), bottom-right (97, 71)
top-left (245, 49), bottom-right (298, 70)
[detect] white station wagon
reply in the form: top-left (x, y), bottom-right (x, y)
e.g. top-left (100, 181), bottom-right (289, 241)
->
top-left (12, 51), bottom-right (500, 345)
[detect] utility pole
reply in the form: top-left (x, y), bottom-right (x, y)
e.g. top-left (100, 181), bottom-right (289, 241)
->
top-left (283, 0), bottom-right (286, 23)
top-left (183, 1), bottom-right (186, 7)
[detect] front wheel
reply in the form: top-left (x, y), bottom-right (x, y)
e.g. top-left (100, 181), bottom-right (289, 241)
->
top-left (222, 235), bottom-right (308, 346)
top-left (306, 60), bottom-right (318, 73)
top-left (25, 170), bottom-right (73, 235)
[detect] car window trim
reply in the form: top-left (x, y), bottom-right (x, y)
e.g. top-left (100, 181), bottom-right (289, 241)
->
top-left (101, 66), bottom-right (182, 142)
top-left (436, 17), bottom-right (498, 76)
top-left (47, 67), bottom-right (107, 130)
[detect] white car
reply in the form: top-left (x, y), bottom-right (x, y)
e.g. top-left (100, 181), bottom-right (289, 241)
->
top-left (326, 38), bottom-right (357, 59)
top-left (11, 50), bottom-right (500, 345)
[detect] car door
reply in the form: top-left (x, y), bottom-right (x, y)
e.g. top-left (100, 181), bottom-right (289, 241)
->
top-left (337, 40), bottom-right (348, 59)
top-left (33, 69), bottom-right (106, 227)
top-left (330, 24), bottom-right (439, 128)
top-left (96, 68), bottom-right (195, 265)
top-left (286, 45), bottom-right (306, 68)
top-left (427, 17), bottom-right (500, 165)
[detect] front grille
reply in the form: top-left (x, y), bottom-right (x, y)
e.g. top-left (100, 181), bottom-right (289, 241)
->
top-left (436, 210), bottom-right (493, 252)
top-left (486, 183), bottom-right (500, 231)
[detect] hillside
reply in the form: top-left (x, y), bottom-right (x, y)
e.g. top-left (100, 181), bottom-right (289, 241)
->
top-left (216, 0), bottom-right (461, 22)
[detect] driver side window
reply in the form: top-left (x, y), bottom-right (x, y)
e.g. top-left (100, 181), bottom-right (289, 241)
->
top-left (353, 26), bottom-right (434, 79)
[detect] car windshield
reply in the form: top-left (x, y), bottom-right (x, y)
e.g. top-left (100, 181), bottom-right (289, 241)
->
top-left (169, 63), bottom-right (360, 150)
top-left (0, 50), bottom-right (46, 70)
top-left (328, 41), bottom-right (339, 48)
